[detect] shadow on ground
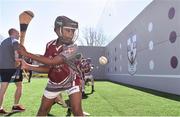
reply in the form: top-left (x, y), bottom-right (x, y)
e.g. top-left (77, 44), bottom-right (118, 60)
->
top-left (98, 80), bottom-right (180, 102)
top-left (5, 111), bottom-right (21, 116)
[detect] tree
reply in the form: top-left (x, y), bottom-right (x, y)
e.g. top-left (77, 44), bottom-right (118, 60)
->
top-left (79, 27), bottom-right (107, 46)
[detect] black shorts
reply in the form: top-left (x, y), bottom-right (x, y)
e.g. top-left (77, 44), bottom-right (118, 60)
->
top-left (0, 69), bottom-right (23, 83)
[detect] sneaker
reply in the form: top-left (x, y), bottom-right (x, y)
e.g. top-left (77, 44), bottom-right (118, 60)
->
top-left (12, 105), bottom-right (25, 112)
top-left (83, 111), bottom-right (90, 116)
top-left (0, 108), bottom-right (8, 115)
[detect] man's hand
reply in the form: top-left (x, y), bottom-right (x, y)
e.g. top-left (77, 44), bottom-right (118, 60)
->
top-left (15, 58), bottom-right (30, 70)
top-left (15, 58), bottom-right (22, 68)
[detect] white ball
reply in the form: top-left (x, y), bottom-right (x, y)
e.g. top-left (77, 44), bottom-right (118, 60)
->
top-left (99, 56), bottom-right (108, 65)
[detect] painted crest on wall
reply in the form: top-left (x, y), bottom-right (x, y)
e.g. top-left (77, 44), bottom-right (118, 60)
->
top-left (127, 35), bottom-right (137, 75)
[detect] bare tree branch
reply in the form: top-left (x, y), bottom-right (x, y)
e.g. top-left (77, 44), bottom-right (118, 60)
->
top-left (81, 27), bottom-right (107, 46)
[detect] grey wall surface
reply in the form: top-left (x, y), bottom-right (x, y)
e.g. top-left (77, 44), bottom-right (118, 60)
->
top-left (78, 46), bottom-right (105, 80)
top-left (104, 0), bottom-right (180, 95)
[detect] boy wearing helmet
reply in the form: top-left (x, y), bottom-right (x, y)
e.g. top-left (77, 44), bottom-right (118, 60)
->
top-left (19, 16), bottom-right (84, 116)
top-left (80, 58), bottom-right (95, 98)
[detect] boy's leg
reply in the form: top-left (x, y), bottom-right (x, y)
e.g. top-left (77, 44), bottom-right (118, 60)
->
top-left (68, 86), bottom-right (83, 116)
top-left (38, 89), bottom-right (61, 116)
top-left (37, 95), bottom-right (55, 116)
top-left (69, 92), bottom-right (83, 116)
top-left (91, 75), bottom-right (95, 93)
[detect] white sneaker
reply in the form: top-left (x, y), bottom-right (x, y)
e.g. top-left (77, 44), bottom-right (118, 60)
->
top-left (83, 111), bottom-right (90, 116)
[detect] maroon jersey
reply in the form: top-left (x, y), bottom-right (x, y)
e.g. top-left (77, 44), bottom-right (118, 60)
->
top-left (79, 59), bottom-right (91, 73)
top-left (44, 40), bottom-right (80, 85)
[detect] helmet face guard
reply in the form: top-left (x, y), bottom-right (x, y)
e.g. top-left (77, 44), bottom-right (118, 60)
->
top-left (54, 16), bottom-right (78, 45)
top-left (61, 26), bottom-right (79, 45)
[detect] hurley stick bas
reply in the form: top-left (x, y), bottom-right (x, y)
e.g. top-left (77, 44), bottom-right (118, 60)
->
top-left (19, 10), bottom-right (34, 80)
top-left (19, 10), bottom-right (34, 45)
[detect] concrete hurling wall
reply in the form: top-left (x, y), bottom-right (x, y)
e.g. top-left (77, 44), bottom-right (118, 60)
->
top-left (80, 0), bottom-right (180, 95)
top-left (105, 0), bottom-right (180, 95)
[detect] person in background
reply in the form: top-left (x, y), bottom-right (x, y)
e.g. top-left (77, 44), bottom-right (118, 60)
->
top-left (0, 28), bottom-right (25, 115)
top-left (81, 58), bottom-right (95, 98)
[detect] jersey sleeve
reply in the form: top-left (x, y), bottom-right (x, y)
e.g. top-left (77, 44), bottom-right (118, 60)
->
top-left (44, 43), bottom-right (49, 57)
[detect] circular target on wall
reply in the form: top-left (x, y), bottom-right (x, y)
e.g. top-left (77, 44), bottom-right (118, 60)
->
top-left (170, 56), bottom-right (178, 69)
top-left (148, 22), bottom-right (153, 32)
top-left (148, 41), bottom-right (154, 50)
top-left (168, 7), bottom-right (175, 19)
top-left (169, 31), bottom-right (177, 43)
top-left (119, 43), bottom-right (122, 49)
top-left (149, 60), bottom-right (154, 70)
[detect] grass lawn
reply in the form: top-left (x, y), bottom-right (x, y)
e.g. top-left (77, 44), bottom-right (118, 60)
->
top-left (3, 78), bottom-right (180, 116)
